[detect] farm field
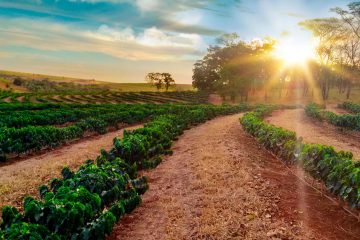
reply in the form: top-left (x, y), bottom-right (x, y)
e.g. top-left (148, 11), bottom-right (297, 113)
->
top-left (0, 124), bottom-right (142, 212)
top-left (108, 114), bottom-right (360, 240)
top-left (0, 91), bottom-right (207, 104)
top-left (266, 108), bottom-right (360, 159)
top-left (0, 100), bottom-right (360, 239)
top-left (0, 102), bottom-right (251, 239)
top-left (3, 0), bottom-right (360, 239)
top-left (0, 70), bottom-right (193, 93)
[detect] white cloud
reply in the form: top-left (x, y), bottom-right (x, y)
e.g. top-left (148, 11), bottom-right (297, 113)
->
top-left (88, 24), bottom-right (204, 51)
top-left (175, 10), bottom-right (203, 25)
top-left (95, 25), bottom-right (135, 42)
top-left (134, 0), bottom-right (160, 12)
top-left (0, 18), bottom-right (205, 61)
top-left (67, 0), bottom-right (160, 11)
top-left (66, 0), bottom-right (207, 13)
top-left (67, 0), bottom-right (128, 3)
top-left (137, 27), bottom-right (203, 48)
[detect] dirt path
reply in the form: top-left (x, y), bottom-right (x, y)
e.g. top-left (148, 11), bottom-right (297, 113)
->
top-left (266, 108), bottom-right (360, 159)
top-left (109, 114), bottom-right (360, 240)
top-left (0, 124), bottom-right (142, 211)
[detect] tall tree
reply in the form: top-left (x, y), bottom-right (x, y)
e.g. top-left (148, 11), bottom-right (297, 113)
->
top-left (192, 46), bottom-right (223, 91)
top-left (145, 72), bottom-right (175, 91)
top-left (145, 72), bottom-right (163, 91)
top-left (162, 73), bottom-right (175, 91)
top-left (300, 2), bottom-right (360, 100)
top-left (299, 18), bottom-right (344, 100)
top-left (193, 36), bottom-right (277, 101)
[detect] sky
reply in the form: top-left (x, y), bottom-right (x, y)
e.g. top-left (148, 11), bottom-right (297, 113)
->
top-left (0, 0), bottom-right (353, 84)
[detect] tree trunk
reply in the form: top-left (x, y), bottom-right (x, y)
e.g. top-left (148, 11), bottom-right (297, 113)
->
top-left (231, 93), bottom-right (236, 102)
top-left (346, 81), bottom-right (352, 99)
top-left (302, 81), bottom-right (308, 97)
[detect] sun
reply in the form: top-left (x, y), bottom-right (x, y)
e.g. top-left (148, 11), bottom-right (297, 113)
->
top-left (274, 38), bottom-right (315, 66)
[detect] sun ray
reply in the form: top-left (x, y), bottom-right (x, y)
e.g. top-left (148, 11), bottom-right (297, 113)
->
top-left (274, 38), bottom-right (315, 66)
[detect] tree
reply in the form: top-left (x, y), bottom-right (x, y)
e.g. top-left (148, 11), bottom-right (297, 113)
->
top-left (193, 36), bottom-right (278, 102)
top-left (216, 33), bottom-right (240, 47)
top-left (299, 18), bottom-right (344, 100)
top-left (299, 2), bottom-right (360, 100)
top-left (332, 3), bottom-right (360, 39)
top-left (145, 72), bottom-right (175, 91)
top-left (162, 73), bottom-right (175, 91)
top-left (249, 38), bottom-right (278, 100)
top-left (331, 2), bottom-right (360, 99)
top-left (192, 46), bottom-right (224, 92)
top-left (145, 72), bottom-right (163, 91)
top-left (13, 77), bottom-right (23, 86)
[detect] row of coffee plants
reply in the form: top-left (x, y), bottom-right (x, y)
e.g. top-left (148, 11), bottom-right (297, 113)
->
top-left (0, 158), bottom-right (145, 240)
top-left (0, 104), bottom-right (249, 239)
top-left (1, 104), bottom-right (222, 161)
top-left (0, 91), bottom-right (209, 105)
top-left (305, 103), bottom-right (360, 130)
top-left (241, 106), bottom-right (360, 209)
top-left (100, 104), bottom-right (249, 169)
top-left (0, 102), bottom-right (63, 111)
top-left (339, 102), bottom-right (360, 114)
top-left (0, 104), bottom-right (155, 128)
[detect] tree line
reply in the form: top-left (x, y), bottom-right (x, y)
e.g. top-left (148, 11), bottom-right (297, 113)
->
top-left (300, 2), bottom-right (360, 100)
top-left (192, 2), bottom-right (360, 102)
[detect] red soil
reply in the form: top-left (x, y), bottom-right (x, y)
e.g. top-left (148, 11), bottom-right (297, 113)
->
top-left (266, 108), bottom-right (360, 159)
top-left (108, 114), bottom-right (360, 240)
top-left (0, 124), bottom-right (142, 211)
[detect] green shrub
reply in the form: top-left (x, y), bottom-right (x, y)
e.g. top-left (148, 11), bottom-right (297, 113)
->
top-left (305, 103), bottom-right (360, 130)
top-left (1, 103), bottom-right (250, 239)
top-left (339, 102), bottom-right (360, 114)
top-left (241, 106), bottom-right (360, 208)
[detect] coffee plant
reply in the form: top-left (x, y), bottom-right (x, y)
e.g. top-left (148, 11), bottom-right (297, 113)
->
top-left (305, 103), bottom-right (360, 130)
top-left (0, 103), bottom-right (250, 239)
top-left (241, 106), bottom-right (360, 208)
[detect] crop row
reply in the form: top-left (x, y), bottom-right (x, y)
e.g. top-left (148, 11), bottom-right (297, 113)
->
top-left (0, 104), bottom-right (249, 239)
top-left (0, 105), bottom-right (155, 161)
top-left (0, 104), bottom-right (156, 128)
top-left (241, 106), bottom-right (360, 209)
top-left (0, 91), bottom-right (209, 105)
top-left (305, 103), bottom-right (360, 130)
top-left (1, 104), bottom-right (226, 161)
top-left (338, 102), bottom-right (360, 114)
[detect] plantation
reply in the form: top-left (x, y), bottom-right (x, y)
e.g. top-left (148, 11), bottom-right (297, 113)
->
top-left (0, 91), bottom-right (208, 105)
top-left (305, 103), bottom-right (360, 130)
top-left (339, 102), bottom-right (360, 114)
top-left (241, 106), bottom-right (360, 208)
top-left (0, 103), bottom-right (250, 239)
top-left (3, 0), bottom-right (360, 237)
top-left (0, 102), bottom-right (213, 161)
top-left (1, 99), bottom-right (360, 238)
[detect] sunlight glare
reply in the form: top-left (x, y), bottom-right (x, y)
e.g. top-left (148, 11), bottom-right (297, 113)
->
top-left (274, 38), bottom-right (315, 66)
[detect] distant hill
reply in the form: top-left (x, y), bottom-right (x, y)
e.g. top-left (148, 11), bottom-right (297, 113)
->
top-left (0, 70), bottom-right (194, 93)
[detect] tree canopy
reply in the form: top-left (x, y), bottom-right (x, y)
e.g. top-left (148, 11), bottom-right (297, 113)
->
top-left (145, 72), bottom-right (175, 91)
top-left (192, 36), bottom-right (278, 101)
top-left (193, 2), bottom-right (360, 102)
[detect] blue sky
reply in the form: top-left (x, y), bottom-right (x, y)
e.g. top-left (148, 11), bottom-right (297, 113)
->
top-left (0, 0), bottom-right (352, 83)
